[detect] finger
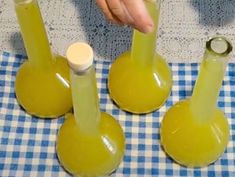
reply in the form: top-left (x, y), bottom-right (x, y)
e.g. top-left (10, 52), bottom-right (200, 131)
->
top-left (120, 1), bottom-right (135, 24)
top-left (105, 0), bottom-right (133, 24)
top-left (96, 0), bottom-right (122, 24)
top-left (123, 0), bottom-right (154, 33)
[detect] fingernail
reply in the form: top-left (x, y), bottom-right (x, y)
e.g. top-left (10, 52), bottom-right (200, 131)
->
top-left (143, 24), bottom-right (154, 33)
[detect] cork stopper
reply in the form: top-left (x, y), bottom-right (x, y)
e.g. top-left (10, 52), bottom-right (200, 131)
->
top-left (66, 42), bottom-right (93, 72)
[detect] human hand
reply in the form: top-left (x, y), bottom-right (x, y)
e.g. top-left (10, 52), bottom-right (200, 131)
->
top-left (96, 0), bottom-right (154, 33)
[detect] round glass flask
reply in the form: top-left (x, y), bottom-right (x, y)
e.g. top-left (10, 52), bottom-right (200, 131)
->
top-left (160, 37), bottom-right (232, 167)
top-left (56, 43), bottom-right (125, 176)
top-left (14, 0), bottom-right (72, 118)
top-left (108, 0), bottom-right (172, 114)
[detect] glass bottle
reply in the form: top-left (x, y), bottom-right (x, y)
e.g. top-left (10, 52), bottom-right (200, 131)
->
top-left (108, 0), bottom-right (172, 114)
top-left (13, 0), bottom-right (72, 118)
top-left (160, 37), bottom-right (232, 167)
top-left (56, 43), bottom-right (125, 176)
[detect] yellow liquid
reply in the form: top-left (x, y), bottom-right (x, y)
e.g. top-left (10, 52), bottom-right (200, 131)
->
top-left (56, 112), bottom-right (125, 177)
top-left (108, 1), bottom-right (172, 113)
top-left (161, 99), bottom-right (229, 167)
top-left (15, 0), bottom-right (54, 68)
top-left (70, 67), bottom-right (101, 135)
top-left (191, 56), bottom-right (227, 122)
top-left (14, 0), bottom-right (72, 117)
top-left (108, 52), bottom-right (172, 113)
top-left (15, 56), bottom-right (72, 118)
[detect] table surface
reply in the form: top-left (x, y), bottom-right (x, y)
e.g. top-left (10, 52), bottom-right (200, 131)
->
top-left (0, 52), bottom-right (235, 177)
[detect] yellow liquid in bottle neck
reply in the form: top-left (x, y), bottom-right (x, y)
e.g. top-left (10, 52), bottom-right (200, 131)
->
top-left (71, 66), bottom-right (101, 136)
top-left (131, 1), bottom-right (160, 67)
top-left (190, 52), bottom-right (228, 123)
top-left (15, 0), bottom-right (53, 69)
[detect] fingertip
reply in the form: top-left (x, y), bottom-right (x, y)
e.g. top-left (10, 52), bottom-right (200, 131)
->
top-left (142, 23), bottom-right (154, 33)
top-left (122, 0), bottom-right (155, 33)
top-left (131, 22), bottom-right (154, 34)
top-left (135, 13), bottom-right (155, 33)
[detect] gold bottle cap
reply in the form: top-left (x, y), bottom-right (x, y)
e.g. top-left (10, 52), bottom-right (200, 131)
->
top-left (66, 42), bottom-right (93, 72)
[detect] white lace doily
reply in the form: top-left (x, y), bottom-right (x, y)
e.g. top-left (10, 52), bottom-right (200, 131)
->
top-left (1, 0), bottom-right (235, 63)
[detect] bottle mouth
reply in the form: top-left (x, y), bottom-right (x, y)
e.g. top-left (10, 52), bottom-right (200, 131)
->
top-left (206, 36), bottom-right (233, 56)
top-left (66, 42), bottom-right (94, 73)
top-left (145, 0), bottom-right (157, 2)
top-left (14, 0), bottom-right (33, 5)
top-left (145, 0), bottom-right (161, 5)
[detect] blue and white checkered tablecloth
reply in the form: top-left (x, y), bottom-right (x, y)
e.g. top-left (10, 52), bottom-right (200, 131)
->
top-left (0, 51), bottom-right (235, 177)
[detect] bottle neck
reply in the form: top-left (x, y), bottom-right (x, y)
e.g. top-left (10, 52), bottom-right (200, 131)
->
top-left (70, 66), bottom-right (101, 136)
top-left (131, 1), bottom-right (160, 67)
top-left (190, 50), bottom-right (229, 123)
top-left (14, 0), bottom-right (53, 69)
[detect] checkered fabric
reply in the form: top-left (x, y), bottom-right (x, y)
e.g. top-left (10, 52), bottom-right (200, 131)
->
top-left (0, 51), bottom-right (235, 177)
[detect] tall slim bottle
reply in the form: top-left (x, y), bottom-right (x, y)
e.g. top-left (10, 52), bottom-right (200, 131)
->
top-left (161, 36), bottom-right (232, 167)
top-left (56, 42), bottom-right (125, 176)
top-left (108, 0), bottom-right (172, 114)
top-left (13, 0), bottom-right (72, 118)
